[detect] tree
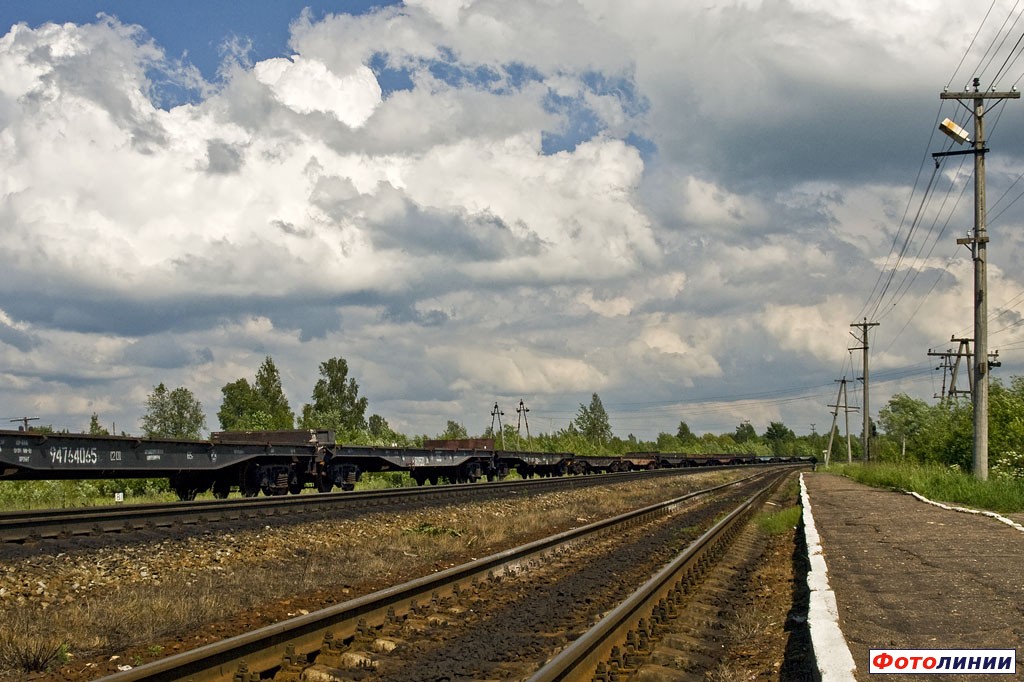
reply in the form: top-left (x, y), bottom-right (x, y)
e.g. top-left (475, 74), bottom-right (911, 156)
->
top-left (733, 421), bottom-right (757, 444)
top-left (573, 393), bottom-right (612, 446)
top-left (676, 420), bottom-right (698, 445)
top-left (439, 420), bottom-right (469, 440)
top-left (763, 421), bottom-right (796, 456)
top-left (253, 357), bottom-right (294, 429)
top-left (141, 383), bottom-right (206, 439)
top-left (878, 394), bottom-right (929, 460)
top-left (218, 379), bottom-right (258, 431)
top-left (300, 356), bottom-right (369, 437)
top-left (217, 357), bottom-right (294, 431)
top-left (657, 432), bottom-right (682, 452)
top-left (88, 413), bottom-right (110, 436)
top-left (989, 377), bottom-right (1024, 477)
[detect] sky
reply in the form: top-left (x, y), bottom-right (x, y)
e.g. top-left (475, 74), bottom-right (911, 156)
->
top-left (2, 1), bottom-right (1024, 442)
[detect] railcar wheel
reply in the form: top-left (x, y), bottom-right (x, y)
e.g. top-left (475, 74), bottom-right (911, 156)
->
top-left (175, 486), bottom-right (198, 501)
top-left (240, 463), bottom-right (262, 497)
top-left (212, 479), bottom-right (232, 499)
top-left (171, 479), bottom-right (199, 501)
top-left (170, 473), bottom-right (207, 501)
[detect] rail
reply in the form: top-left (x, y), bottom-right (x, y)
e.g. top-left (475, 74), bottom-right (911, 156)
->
top-left (0, 466), bottom-right (770, 544)
top-left (92, 470), bottom-right (781, 682)
top-left (527, 471), bottom-right (783, 681)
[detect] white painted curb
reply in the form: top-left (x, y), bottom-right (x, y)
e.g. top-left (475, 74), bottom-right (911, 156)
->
top-left (905, 491), bottom-right (1024, 533)
top-left (801, 472), bottom-right (857, 681)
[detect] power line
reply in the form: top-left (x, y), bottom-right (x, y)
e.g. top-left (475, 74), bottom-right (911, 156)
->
top-left (948, 0), bottom-right (1002, 89)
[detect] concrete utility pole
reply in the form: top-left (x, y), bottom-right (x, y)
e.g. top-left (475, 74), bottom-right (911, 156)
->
top-left (9, 417), bottom-right (39, 431)
top-left (516, 399), bottom-right (531, 449)
top-left (928, 337), bottom-right (974, 401)
top-left (490, 402), bottom-right (505, 450)
top-left (938, 79), bottom-right (1019, 480)
top-left (850, 319), bottom-right (878, 463)
top-left (826, 378), bottom-right (857, 466)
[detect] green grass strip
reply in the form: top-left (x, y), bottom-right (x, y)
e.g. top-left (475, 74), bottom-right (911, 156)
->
top-left (826, 462), bottom-right (1024, 514)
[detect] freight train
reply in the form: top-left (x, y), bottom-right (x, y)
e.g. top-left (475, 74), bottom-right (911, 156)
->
top-left (0, 428), bottom-right (811, 500)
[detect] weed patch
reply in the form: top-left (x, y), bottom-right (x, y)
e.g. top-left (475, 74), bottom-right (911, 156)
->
top-left (403, 522), bottom-right (462, 537)
top-left (0, 611), bottom-right (69, 673)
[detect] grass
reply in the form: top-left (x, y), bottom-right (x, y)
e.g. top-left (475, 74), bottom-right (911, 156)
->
top-left (0, 611), bottom-right (69, 673)
top-left (754, 477), bottom-right (802, 536)
top-left (756, 505), bottom-right (802, 535)
top-left (825, 462), bottom-right (1024, 514)
top-left (0, 480), bottom-right (179, 511)
top-left (0, 469), bottom-right (522, 511)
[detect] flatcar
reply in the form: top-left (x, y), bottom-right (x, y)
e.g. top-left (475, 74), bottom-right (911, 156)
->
top-left (0, 429), bottom-right (812, 500)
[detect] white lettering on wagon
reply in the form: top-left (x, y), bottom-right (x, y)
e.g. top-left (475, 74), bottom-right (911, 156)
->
top-left (49, 447), bottom-right (98, 465)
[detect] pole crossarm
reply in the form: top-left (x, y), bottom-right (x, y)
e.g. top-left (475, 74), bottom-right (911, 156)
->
top-left (933, 148), bottom-right (989, 159)
top-left (940, 90), bottom-right (1020, 101)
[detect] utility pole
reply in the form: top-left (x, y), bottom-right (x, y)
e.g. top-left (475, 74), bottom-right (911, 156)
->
top-left (9, 417), bottom-right (39, 431)
top-left (826, 378), bottom-right (857, 466)
top-left (842, 379), bottom-right (854, 464)
top-left (938, 79), bottom-right (1019, 480)
top-left (516, 399), bottom-right (531, 449)
top-left (850, 319), bottom-right (878, 463)
top-left (825, 387), bottom-right (840, 466)
top-left (928, 337), bottom-right (974, 400)
top-left (490, 402), bottom-right (505, 450)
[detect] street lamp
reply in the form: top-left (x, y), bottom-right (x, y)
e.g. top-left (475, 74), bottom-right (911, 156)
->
top-left (939, 117), bottom-right (970, 145)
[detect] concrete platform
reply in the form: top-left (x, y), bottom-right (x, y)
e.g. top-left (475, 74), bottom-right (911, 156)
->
top-left (801, 472), bottom-right (1023, 681)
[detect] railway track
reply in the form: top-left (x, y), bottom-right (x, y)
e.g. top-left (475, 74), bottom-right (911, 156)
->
top-left (91, 467), bottom-right (794, 682)
top-left (0, 466), bottom-right (771, 546)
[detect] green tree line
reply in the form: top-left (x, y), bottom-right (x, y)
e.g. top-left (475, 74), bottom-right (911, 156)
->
top-left (80, 353), bottom-right (1024, 467)
top-left (127, 361), bottom-right (815, 457)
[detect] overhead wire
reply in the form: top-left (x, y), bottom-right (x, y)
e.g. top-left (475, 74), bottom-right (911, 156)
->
top-left (867, 162), bottom-right (941, 322)
top-left (972, 0), bottom-right (1024, 84)
top-left (856, 103), bottom-right (947, 323)
top-left (948, 0), bottom-right (1002, 90)
top-left (845, 0), bottom-right (1024, 414)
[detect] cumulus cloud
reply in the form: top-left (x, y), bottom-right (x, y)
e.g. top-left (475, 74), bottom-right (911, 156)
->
top-left (0, 2), bottom-right (1019, 439)
top-left (253, 56), bottom-right (381, 126)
